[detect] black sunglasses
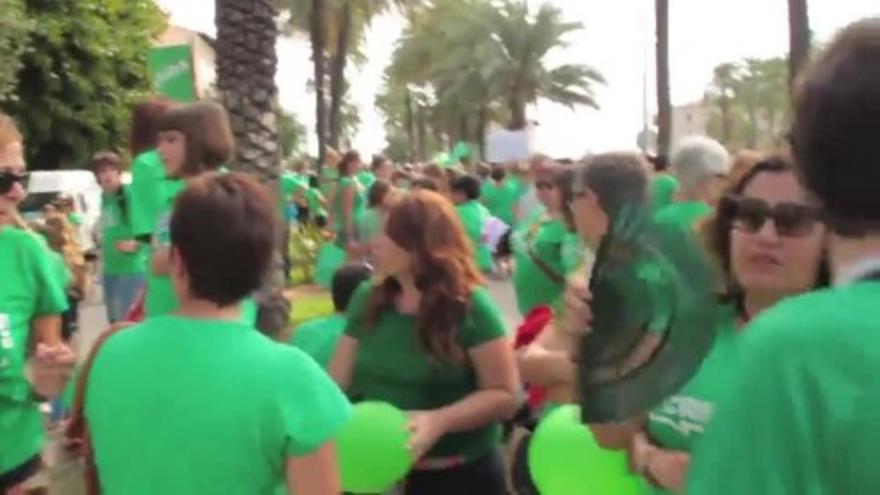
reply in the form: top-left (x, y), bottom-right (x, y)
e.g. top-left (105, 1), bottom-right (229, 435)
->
top-left (0, 170), bottom-right (29, 195)
top-left (722, 195), bottom-right (823, 237)
top-left (536, 180), bottom-right (556, 190)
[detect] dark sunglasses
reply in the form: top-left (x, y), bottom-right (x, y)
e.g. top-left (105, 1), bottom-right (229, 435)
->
top-left (536, 181), bottom-right (555, 190)
top-left (0, 170), bottom-right (29, 195)
top-left (722, 195), bottom-right (823, 237)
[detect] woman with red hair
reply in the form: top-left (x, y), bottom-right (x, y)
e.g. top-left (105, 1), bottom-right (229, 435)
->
top-left (331, 191), bottom-right (519, 494)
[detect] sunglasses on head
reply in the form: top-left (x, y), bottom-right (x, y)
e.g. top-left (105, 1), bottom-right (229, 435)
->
top-left (0, 170), bottom-right (29, 195)
top-left (722, 195), bottom-right (823, 237)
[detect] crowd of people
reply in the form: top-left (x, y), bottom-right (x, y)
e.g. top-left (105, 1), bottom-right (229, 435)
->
top-left (1, 16), bottom-right (880, 495)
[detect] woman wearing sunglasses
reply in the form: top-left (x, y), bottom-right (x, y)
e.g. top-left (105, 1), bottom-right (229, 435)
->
top-left (0, 113), bottom-right (74, 493)
top-left (510, 163), bottom-right (585, 316)
top-left (630, 155), bottom-right (829, 493)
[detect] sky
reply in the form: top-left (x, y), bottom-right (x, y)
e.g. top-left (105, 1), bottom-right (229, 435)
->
top-left (156, 0), bottom-right (879, 158)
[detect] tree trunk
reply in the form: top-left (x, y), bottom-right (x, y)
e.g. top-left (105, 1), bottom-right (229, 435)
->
top-left (215, 0), bottom-right (290, 337)
top-left (416, 106), bottom-right (428, 162)
top-left (477, 105), bottom-right (488, 160)
top-left (328, 1), bottom-right (352, 150)
top-left (787, 0), bottom-right (810, 90)
top-left (719, 96), bottom-right (731, 146)
top-left (404, 90), bottom-right (416, 162)
top-left (655, 0), bottom-right (672, 156)
top-left (311, 0), bottom-right (328, 173)
top-left (508, 94), bottom-right (527, 130)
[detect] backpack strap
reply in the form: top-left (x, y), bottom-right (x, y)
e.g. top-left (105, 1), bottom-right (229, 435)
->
top-left (65, 322), bottom-right (133, 495)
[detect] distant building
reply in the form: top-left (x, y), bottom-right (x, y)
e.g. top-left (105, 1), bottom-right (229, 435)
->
top-left (155, 25), bottom-right (216, 99)
top-left (671, 100), bottom-right (710, 144)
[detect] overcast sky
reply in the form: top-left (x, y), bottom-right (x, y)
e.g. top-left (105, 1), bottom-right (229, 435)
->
top-left (157, 0), bottom-right (879, 157)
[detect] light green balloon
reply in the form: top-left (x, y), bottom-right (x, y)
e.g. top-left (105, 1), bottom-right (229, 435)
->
top-left (528, 405), bottom-right (647, 495)
top-left (336, 401), bottom-right (413, 494)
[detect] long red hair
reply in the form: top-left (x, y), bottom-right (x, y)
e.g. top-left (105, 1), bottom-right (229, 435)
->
top-left (365, 190), bottom-right (483, 361)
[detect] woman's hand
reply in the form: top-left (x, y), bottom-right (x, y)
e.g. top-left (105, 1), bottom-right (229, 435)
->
top-left (629, 430), bottom-right (690, 491)
top-left (406, 410), bottom-right (449, 460)
top-left (30, 342), bottom-right (76, 399)
top-left (559, 277), bottom-right (593, 337)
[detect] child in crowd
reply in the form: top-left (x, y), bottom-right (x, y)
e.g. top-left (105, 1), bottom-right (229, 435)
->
top-left (289, 264), bottom-right (372, 368)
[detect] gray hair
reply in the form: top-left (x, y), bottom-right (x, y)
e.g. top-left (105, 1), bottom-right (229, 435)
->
top-left (575, 152), bottom-right (649, 219)
top-left (671, 136), bottom-right (731, 192)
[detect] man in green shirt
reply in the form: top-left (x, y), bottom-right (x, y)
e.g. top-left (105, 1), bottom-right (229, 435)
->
top-left (290, 264), bottom-right (371, 368)
top-left (92, 152), bottom-right (147, 323)
top-left (87, 173), bottom-right (349, 495)
top-left (687, 19), bottom-right (880, 494)
top-left (655, 136), bottom-right (730, 230)
top-left (451, 174), bottom-right (494, 273)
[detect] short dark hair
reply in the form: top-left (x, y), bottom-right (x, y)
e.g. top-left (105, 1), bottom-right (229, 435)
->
top-left (367, 180), bottom-right (392, 208)
top-left (331, 264), bottom-right (372, 311)
top-left (411, 177), bottom-right (439, 191)
top-left (791, 18), bottom-right (880, 236)
top-left (490, 166), bottom-right (506, 182)
top-left (450, 174), bottom-right (481, 201)
top-left (576, 152), bottom-right (649, 219)
top-left (171, 173), bottom-right (276, 307)
top-left (130, 97), bottom-right (175, 156)
top-left (339, 150), bottom-right (361, 176)
top-left (90, 151), bottom-right (123, 173)
top-left (157, 101), bottom-right (235, 177)
top-left (371, 154), bottom-right (389, 172)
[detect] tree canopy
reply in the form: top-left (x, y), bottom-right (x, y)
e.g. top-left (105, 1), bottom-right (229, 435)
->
top-left (378, 0), bottom-right (604, 160)
top-left (3, 0), bottom-right (165, 170)
top-left (0, 0), bottom-right (32, 103)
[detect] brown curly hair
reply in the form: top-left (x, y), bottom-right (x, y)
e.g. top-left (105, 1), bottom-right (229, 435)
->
top-left (364, 191), bottom-right (483, 362)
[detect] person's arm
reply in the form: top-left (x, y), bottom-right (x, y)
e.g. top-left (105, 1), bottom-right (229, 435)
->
top-left (519, 322), bottom-right (578, 388)
top-left (32, 315), bottom-right (63, 347)
top-left (151, 246), bottom-right (171, 276)
top-left (408, 337), bottom-right (520, 458)
top-left (328, 334), bottom-right (358, 390)
top-left (286, 443), bottom-right (342, 495)
top-left (342, 186), bottom-right (356, 246)
top-left (630, 430), bottom-right (690, 491)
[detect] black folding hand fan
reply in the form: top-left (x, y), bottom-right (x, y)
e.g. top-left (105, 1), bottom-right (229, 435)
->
top-left (578, 204), bottom-right (720, 423)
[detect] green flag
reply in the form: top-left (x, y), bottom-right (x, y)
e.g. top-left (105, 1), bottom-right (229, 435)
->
top-left (148, 45), bottom-right (196, 103)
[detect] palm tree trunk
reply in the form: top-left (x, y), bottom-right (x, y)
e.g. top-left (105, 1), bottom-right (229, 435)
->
top-left (508, 94), bottom-right (527, 130)
top-left (328, 1), bottom-right (352, 150)
top-left (655, 0), bottom-right (672, 156)
top-left (311, 0), bottom-right (328, 173)
top-left (787, 0), bottom-right (810, 90)
top-left (404, 90), bottom-right (416, 162)
top-left (417, 106), bottom-right (428, 162)
top-left (720, 97), bottom-right (732, 145)
top-left (477, 105), bottom-right (488, 160)
top-left (215, 0), bottom-right (290, 337)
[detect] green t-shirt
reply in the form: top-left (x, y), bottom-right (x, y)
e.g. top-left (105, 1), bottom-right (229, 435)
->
top-left (456, 200), bottom-right (494, 272)
top-left (651, 174), bottom-right (680, 212)
top-left (0, 227), bottom-right (68, 474)
top-left (345, 283), bottom-right (507, 460)
top-left (290, 313), bottom-right (346, 369)
top-left (86, 315), bottom-right (351, 495)
top-left (482, 180), bottom-right (519, 227)
top-left (144, 179), bottom-right (257, 324)
top-left (654, 201), bottom-right (712, 231)
top-left (128, 150), bottom-right (167, 239)
top-left (279, 172), bottom-right (303, 218)
top-left (333, 176), bottom-right (366, 236)
top-left (357, 170), bottom-right (377, 191)
top-left (687, 282), bottom-right (880, 494)
top-left (646, 308), bottom-right (739, 494)
top-left (101, 187), bottom-right (147, 275)
top-left (356, 208), bottom-right (383, 246)
top-left (511, 210), bottom-right (584, 315)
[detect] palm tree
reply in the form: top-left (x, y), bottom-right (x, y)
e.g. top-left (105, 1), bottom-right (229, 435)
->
top-left (216, 0), bottom-right (290, 336)
top-left (787, 0), bottom-right (810, 90)
top-left (655, 0), bottom-right (672, 156)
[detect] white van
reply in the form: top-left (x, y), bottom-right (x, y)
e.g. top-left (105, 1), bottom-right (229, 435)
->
top-left (19, 170), bottom-right (102, 253)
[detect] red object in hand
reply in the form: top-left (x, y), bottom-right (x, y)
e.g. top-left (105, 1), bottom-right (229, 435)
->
top-left (123, 288), bottom-right (146, 323)
top-left (514, 305), bottom-right (554, 410)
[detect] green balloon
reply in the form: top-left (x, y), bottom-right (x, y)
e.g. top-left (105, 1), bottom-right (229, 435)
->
top-left (336, 401), bottom-right (413, 494)
top-left (528, 405), bottom-right (647, 495)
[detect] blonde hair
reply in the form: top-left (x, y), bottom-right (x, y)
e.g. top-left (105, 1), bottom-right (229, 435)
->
top-left (37, 214), bottom-right (88, 294)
